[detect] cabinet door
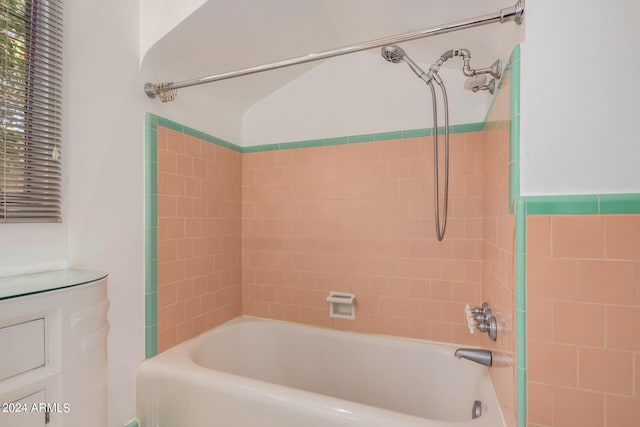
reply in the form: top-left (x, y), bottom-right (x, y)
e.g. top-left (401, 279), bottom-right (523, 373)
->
top-left (0, 390), bottom-right (47, 426)
top-left (0, 319), bottom-right (45, 381)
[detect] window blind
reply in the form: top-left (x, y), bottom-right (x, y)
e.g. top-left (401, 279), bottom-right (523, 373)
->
top-left (0, 0), bottom-right (63, 223)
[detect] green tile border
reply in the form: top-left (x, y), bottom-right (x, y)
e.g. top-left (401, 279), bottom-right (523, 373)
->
top-left (124, 419), bottom-right (139, 427)
top-left (525, 195), bottom-right (599, 215)
top-left (599, 193), bottom-right (640, 214)
top-left (155, 116), bottom-right (243, 153)
top-left (241, 122), bottom-right (485, 153)
top-left (144, 113), bottom-right (158, 359)
top-left (525, 193), bottom-right (640, 215)
top-left (501, 44), bottom-right (527, 427)
top-left (509, 45), bottom-right (521, 213)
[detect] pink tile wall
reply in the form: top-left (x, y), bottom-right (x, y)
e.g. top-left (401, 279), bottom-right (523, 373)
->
top-left (242, 134), bottom-right (485, 343)
top-left (156, 126), bottom-right (242, 352)
top-left (527, 215), bottom-right (640, 427)
top-left (482, 122), bottom-right (516, 426)
top-left (481, 71), bottom-right (517, 426)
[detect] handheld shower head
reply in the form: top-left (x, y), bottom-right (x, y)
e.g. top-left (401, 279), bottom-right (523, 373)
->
top-left (380, 45), bottom-right (429, 81)
top-left (380, 45), bottom-right (450, 241)
top-left (381, 45), bottom-right (407, 63)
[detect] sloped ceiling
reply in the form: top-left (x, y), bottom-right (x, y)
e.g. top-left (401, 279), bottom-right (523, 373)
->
top-left (141, 0), bottom-right (523, 143)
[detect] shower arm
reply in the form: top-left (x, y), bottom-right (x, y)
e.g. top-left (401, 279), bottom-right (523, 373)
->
top-left (144, 0), bottom-right (524, 101)
top-left (426, 48), bottom-right (501, 83)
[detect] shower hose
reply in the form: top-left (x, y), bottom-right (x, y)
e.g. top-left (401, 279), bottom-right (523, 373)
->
top-left (427, 77), bottom-right (449, 241)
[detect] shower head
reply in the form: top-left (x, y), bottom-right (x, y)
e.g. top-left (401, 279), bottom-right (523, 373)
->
top-left (381, 45), bottom-right (407, 63)
top-left (380, 45), bottom-right (429, 81)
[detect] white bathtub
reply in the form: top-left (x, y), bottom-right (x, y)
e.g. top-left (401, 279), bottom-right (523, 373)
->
top-left (136, 317), bottom-right (504, 427)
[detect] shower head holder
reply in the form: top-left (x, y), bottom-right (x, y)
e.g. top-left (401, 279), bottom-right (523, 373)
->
top-left (462, 57), bottom-right (502, 80)
top-left (475, 59), bottom-right (502, 79)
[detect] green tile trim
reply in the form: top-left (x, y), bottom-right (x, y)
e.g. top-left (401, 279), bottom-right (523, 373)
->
top-left (144, 113), bottom-right (159, 359)
top-left (401, 128), bottom-right (430, 139)
top-left (510, 45), bottom-right (521, 117)
top-left (154, 114), bottom-right (242, 153)
top-left (446, 122), bottom-right (485, 134)
top-left (349, 134), bottom-right (376, 144)
top-left (524, 193), bottom-right (640, 215)
top-left (525, 195), bottom-right (600, 215)
top-left (324, 136), bottom-right (349, 146)
top-left (509, 162), bottom-right (520, 214)
top-left (516, 365), bottom-right (527, 427)
top-left (509, 115), bottom-right (520, 164)
top-left (124, 420), bottom-right (139, 427)
top-left (145, 292), bottom-right (158, 327)
top-left (509, 45), bottom-right (521, 213)
top-left (484, 120), bottom-right (509, 131)
top-left (145, 325), bottom-right (157, 359)
top-left (598, 193), bottom-right (640, 214)
top-left (241, 122), bottom-right (486, 153)
top-left (515, 198), bottom-right (527, 427)
top-left (374, 131), bottom-right (403, 142)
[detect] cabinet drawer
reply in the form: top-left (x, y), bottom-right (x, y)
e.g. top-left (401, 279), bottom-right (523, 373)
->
top-left (0, 390), bottom-right (47, 427)
top-left (0, 319), bottom-right (45, 381)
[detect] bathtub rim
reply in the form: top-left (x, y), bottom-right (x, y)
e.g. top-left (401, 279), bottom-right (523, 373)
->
top-left (140, 315), bottom-right (507, 427)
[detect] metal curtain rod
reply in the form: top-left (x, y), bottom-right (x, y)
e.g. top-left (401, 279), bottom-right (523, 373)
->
top-left (144, 0), bottom-right (524, 102)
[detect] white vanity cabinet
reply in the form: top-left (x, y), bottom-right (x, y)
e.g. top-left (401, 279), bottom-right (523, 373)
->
top-left (0, 270), bottom-right (108, 427)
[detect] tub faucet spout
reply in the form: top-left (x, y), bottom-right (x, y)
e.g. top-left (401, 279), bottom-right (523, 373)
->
top-left (454, 348), bottom-right (492, 367)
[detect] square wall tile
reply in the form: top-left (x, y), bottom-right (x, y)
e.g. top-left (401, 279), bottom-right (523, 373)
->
top-left (605, 395), bottom-right (640, 427)
top-left (577, 260), bottom-right (634, 304)
top-left (578, 347), bottom-right (633, 395)
top-left (605, 215), bottom-right (640, 260)
top-left (607, 306), bottom-right (640, 351)
top-left (553, 387), bottom-right (604, 427)
top-left (553, 302), bottom-right (604, 346)
top-left (527, 341), bottom-right (577, 387)
top-left (551, 216), bottom-right (605, 259)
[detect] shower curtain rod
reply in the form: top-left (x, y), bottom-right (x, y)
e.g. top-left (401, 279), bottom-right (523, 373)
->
top-left (144, 0), bottom-right (524, 101)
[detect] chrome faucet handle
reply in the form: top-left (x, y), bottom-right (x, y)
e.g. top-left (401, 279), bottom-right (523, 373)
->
top-left (467, 302), bottom-right (497, 341)
top-left (471, 303), bottom-right (491, 315)
top-left (475, 316), bottom-right (497, 341)
top-left (471, 304), bottom-right (492, 321)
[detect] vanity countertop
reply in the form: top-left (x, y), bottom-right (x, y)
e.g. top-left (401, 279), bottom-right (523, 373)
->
top-left (0, 269), bottom-right (108, 300)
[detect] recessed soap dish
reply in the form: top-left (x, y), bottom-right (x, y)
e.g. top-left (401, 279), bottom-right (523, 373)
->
top-left (326, 292), bottom-right (355, 320)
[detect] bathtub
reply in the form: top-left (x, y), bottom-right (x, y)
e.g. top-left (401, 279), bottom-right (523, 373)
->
top-left (136, 317), bottom-right (504, 427)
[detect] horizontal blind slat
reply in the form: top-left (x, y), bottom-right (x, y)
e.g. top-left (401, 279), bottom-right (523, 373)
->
top-left (1, 0), bottom-right (63, 223)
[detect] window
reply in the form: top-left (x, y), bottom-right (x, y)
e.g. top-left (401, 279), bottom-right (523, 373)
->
top-left (0, 0), bottom-right (62, 223)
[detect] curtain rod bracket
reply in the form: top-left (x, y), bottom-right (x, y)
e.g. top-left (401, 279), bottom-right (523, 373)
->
top-left (504, 0), bottom-right (525, 25)
top-left (144, 83), bottom-right (157, 99)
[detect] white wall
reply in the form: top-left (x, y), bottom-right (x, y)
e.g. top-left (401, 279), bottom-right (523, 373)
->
top-left (65, 0), bottom-right (145, 426)
top-left (243, 51), bottom-right (493, 146)
top-left (0, 225), bottom-right (68, 276)
top-left (520, 0), bottom-right (640, 195)
top-left (139, 0), bottom-right (206, 64)
top-left (0, 1), bottom-right (146, 426)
